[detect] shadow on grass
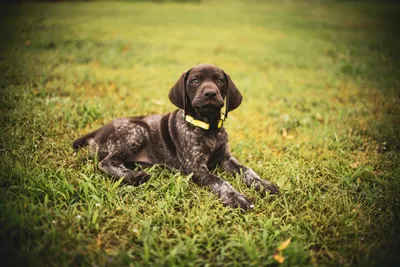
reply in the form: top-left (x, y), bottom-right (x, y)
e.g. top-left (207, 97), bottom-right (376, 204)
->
top-left (340, 4), bottom-right (400, 266)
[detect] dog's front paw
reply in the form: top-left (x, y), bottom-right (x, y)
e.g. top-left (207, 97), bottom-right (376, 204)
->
top-left (125, 171), bottom-right (151, 186)
top-left (224, 192), bottom-right (254, 211)
top-left (253, 179), bottom-right (279, 195)
top-left (214, 181), bottom-right (253, 211)
top-left (243, 169), bottom-right (278, 195)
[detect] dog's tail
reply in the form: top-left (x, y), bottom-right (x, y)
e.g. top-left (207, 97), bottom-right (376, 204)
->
top-left (72, 129), bottom-right (99, 150)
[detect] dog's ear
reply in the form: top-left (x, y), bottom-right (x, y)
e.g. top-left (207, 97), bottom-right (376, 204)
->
top-left (223, 72), bottom-right (242, 115)
top-left (169, 69), bottom-right (191, 110)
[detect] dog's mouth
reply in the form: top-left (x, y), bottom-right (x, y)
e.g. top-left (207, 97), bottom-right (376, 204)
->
top-left (192, 99), bottom-right (224, 109)
top-left (191, 95), bottom-right (224, 120)
top-left (195, 104), bottom-right (222, 116)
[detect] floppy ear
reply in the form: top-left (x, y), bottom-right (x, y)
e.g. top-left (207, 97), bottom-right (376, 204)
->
top-left (169, 69), bottom-right (191, 110)
top-left (223, 72), bottom-right (242, 116)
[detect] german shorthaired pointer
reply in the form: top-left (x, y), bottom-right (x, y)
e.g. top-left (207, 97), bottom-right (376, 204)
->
top-left (73, 64), bottom-right (278, 210)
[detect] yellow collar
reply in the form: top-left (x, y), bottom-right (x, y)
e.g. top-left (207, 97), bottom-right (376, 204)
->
top-left (183, 110), bottom-right (225, 130)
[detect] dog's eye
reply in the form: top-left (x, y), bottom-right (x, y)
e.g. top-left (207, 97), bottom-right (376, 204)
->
top-left (190, 78), bottom-right (199, 85)
top-left (217, 78), bottom-right (225, 84)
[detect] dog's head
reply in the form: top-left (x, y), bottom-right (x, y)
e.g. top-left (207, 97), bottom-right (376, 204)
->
top-left (169, 64), bottom-right (242, 122)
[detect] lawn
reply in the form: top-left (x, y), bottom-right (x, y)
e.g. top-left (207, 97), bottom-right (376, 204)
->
top-left (0, 0), bottom-right (399, 266)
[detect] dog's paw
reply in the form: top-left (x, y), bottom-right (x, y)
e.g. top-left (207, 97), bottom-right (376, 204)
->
top-left (126, 171), bottom-right (151, 186)
top-left (215, 181), bottom-right (253, 211)
top-left (223, 191), bottom-right (254, 211)
top-left (253, 179), bottom-right (279, 196)
top-left (243, 169), bottom-right (278, 195)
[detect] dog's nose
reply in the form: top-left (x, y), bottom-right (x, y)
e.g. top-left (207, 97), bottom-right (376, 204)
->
top-left (203, 89), bottom-right (217, 99)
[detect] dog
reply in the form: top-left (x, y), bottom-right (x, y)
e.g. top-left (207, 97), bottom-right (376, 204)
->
top-left (73, 64), bottom-right (278, 210)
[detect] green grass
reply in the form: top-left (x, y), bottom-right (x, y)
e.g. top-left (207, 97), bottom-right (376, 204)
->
top-left (1, 0), bottom-right (400, 266)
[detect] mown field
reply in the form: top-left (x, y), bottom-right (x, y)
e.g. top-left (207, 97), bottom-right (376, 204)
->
top-left (0, 0), bottom-right (399, 266)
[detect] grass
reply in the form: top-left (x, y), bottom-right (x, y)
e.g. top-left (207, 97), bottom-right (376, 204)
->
top-left (1, 0), bottom-right (400, 266)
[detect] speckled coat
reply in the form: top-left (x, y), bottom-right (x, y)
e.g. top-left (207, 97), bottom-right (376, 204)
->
top-left (73, 64), bottom-right (277, 210)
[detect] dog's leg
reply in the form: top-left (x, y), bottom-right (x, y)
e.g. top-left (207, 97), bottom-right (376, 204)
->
top-left (99, 155), bottom-right (150, 186)
top-left (87, 119), bottom-right (153, 186)
top-left (222, 156), bottom-right (278, 195)
top-left (189, 165), bottom-right (254, 211)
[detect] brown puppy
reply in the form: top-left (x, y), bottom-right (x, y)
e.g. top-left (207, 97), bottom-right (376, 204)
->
top-left (73, 64), bottom-right (277, 210)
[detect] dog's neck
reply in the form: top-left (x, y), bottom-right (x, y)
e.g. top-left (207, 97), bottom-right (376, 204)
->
top-left (182, 109), bottom-right (225, 131)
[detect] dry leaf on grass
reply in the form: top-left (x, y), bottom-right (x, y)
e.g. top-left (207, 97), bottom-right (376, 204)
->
top-left (277, 237), bottom-right (292, 251)
top-left (350, 162), bottom-right (359, 169)
top-left (273, 254), bottom-right (285, 264)
top-left (273, 238), bottom-right (292, 264)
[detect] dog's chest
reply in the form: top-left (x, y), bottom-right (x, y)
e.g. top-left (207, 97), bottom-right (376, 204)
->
top-left (173, 112), bottom-right (227, 162)
top-left (188, 128), bottom-right (225, 154)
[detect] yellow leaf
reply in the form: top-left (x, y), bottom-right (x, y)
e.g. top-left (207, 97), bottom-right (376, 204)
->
top-left (281, 129), bottom-right (288, 138)
top-left (350, 162), bottom-right (359, 169)
top-left (277, 237), bottom-right (291, 252)
top-left (274, 253), bottom-right (285, 264)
